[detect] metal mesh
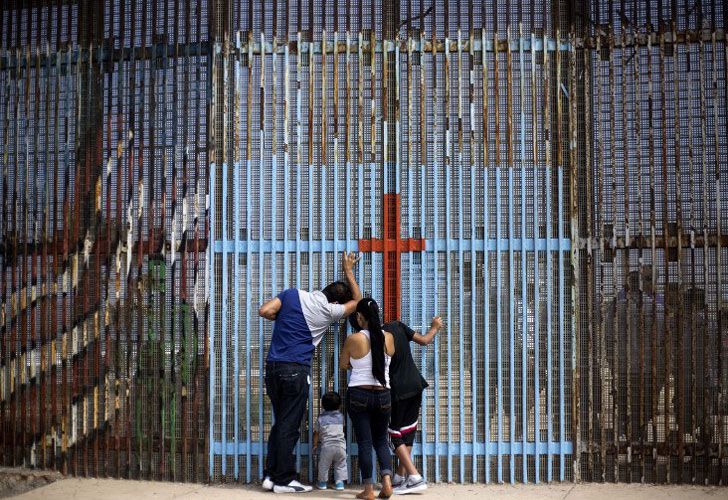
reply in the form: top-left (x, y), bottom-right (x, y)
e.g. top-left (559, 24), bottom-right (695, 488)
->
top-left (577, 8), bottom-right (728, 483)
top-left (0, 0), bottom-right (209, 482)
top-left (2, 0), bottom-right (727, 486)
top-left (208, 2), bottom-right (575, 484)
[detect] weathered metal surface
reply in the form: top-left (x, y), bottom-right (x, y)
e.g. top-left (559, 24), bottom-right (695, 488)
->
top-left (206, 1), bottom-right (577, 484)
top-left (577, 2), bottom-right (728, 485)
top-left (0, 0), bottom-right (209, 482)
top-left (1, 0), bottom-right (727, 486)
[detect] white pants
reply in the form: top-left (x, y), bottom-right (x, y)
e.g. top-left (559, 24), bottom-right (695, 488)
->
top-left (318, 445), bottom-right (348, 482)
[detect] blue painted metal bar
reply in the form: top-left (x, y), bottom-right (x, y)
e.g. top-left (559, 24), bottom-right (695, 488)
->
top-left (420, 32), bottom-right (429, 481)
top-left (283, 43), bottom-right (290, 293)
top-left (233, 165), bottom-right (241, 481)
top-left (369, 158), bottom-right (375, 299)
top-left (456, 31), bottom-right (465, 484)
top-left (221, 56), bottom-right (230, 477)
top-left (346, 31), bottom-right (363, 479)
top-left (404, 45), bottom-right (419, 469)
top-left (246, 37), bottom-right (255, 481)
top-left (212, 440), bottom-right (575, 457)
top-left (358, 31), bottom-right (364, 282)
top-left (233, 36), bottom-right (241, 481)
top-left (419, 160), bottom-right (428, 480)
top-left (468, 30), bottom-right (478, 484)
top-left (213, 238), bottom-right (571, 252)
top-left (543, 28), bottom-right (553, 483)
top-left (496, 164), bottom-right (503, 483)
top-left (369, 33), bottom-right (376, 302)
top-left (404, 35), bottom-right (416, 471)
top-left (395, 42), bottom-right (401, 197)
top-left (482, 28), bottom-right (490, 483)
top-left (321, 130), bottom-right (328, 399)
top-left (345, 32), bottom-right (352, 260)
top-left (506, 27), bottom-right (516, 484)
top-left (246, 157), bottom-right (253, 480)
top-left (271, 40), bottom-right (278, 372)
top-left (258, 33), bottom-right (267, 478)
top-left (556, 34), bottom-right (572, 481)
top-left (270, 35), bottom-right (281, 479)
top-left (519, 29), bottom-right (528, 483)
top-left (432, 38), bottom-right (441, 482)
top-left (533, 169), bottom-right (541, 482)
top-left (558, 165), bottom-right (565, 481)
top-left (531, 32), bottom-right (540, 483)
top-left (508, 167), bottom-right (516, 484)
top-left (306, 34), bottom-right (316, 482)
top-left (320, 30), bottom-right (328, 397)
top-left (546, 164), bottom-right (553, 483)
top-left (332, 31), bottom-right (340, 395)
top-left (383, 40), bottom-right (389, 198)
top-left (444, 34), bottom-right (453, 484)
top-left (208, 162), bottom-right (215, 478)
top-left (295, 31), bottom-right (303, 474)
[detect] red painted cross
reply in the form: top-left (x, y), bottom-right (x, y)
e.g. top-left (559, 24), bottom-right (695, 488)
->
top-left (358, 193), bottom-right (426, 323)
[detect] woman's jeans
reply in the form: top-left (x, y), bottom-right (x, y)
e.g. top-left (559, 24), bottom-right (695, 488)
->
top-left (347, 386), bottom-right (393, 484)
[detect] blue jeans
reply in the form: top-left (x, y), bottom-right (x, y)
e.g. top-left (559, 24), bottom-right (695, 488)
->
top-left (265, 361), bottom-right (311, 485)
top-left (347, 386), bottom-right (393, 484)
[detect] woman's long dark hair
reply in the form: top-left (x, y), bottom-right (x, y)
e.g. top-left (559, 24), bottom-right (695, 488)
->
top-left (355, 298), bottom-right (386, 386)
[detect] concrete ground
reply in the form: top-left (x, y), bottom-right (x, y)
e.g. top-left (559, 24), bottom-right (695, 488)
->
top-left (0, 468), bottom-right (62, 498)
top-left (10, 478), bottom-right (726, 500)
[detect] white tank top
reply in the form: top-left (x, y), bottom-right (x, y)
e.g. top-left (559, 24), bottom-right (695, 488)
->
top-left (348, 329), bottom-right (391, 389)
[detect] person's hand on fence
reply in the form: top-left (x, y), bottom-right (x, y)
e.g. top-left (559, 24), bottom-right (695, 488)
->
top-left (342, 252), bottom-right (361, 273)
top-left (431, 316), bottom-right (444, 331)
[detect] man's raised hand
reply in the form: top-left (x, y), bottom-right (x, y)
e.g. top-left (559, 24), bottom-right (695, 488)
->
top-left (343, 251), bottom-right (361, 272)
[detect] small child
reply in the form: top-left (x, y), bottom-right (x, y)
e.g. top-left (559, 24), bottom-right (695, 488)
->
top-left (312, 391), bottom-right (348, 490)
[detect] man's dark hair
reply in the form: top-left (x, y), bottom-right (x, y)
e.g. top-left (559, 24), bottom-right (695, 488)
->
top-left (321, 281), bottom-right (353, 304)
top-left (348, 314), bottom-right (361, 331)
top-left (321, 391), bottom-right (341, 411)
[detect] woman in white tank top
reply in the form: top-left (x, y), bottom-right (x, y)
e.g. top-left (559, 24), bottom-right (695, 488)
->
top-left (348, 328), bottom-right (392, 388)
top-left (340, 298), bottom-right (396, 500)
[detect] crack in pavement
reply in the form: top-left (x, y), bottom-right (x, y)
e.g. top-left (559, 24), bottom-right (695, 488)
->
top-left (561, 484), bottom-right (578, 499)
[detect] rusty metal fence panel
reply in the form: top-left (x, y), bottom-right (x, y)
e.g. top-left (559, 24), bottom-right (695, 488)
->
top-left (1, 0), bottom-right (728, 486)
top-left (576, 1), bottom-right (728, 484)
top-left (0, 1), bottom-right (210, 481)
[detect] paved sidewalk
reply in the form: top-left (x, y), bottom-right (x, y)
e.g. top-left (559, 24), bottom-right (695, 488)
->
top-left (11, 478), bottom-right (725, 500)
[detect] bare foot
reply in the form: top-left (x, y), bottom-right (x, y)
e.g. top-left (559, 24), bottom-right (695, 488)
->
top-left (357, 490), bottom-right (375, 500)
top-left (377, 488), bottom-right (393, 499)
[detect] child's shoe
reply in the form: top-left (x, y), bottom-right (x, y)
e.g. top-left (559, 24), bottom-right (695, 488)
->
top-left (335, 480), bottom-right (345, 490)
top-left (317, 481), bottom-right (328, 490)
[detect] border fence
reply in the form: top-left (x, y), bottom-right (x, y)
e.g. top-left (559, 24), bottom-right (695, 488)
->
top-left (1, 0), bottom-right (727, 486)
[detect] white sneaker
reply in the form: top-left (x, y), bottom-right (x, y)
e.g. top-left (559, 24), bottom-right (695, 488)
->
top-left (393, 476), bottom-right (427, 495)
top-left (392, 474), bottom-right (406, 488)
top-left (273, 480), bottom-right (313, 493)
top-left (262, 477), bottom-right (274, 491)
